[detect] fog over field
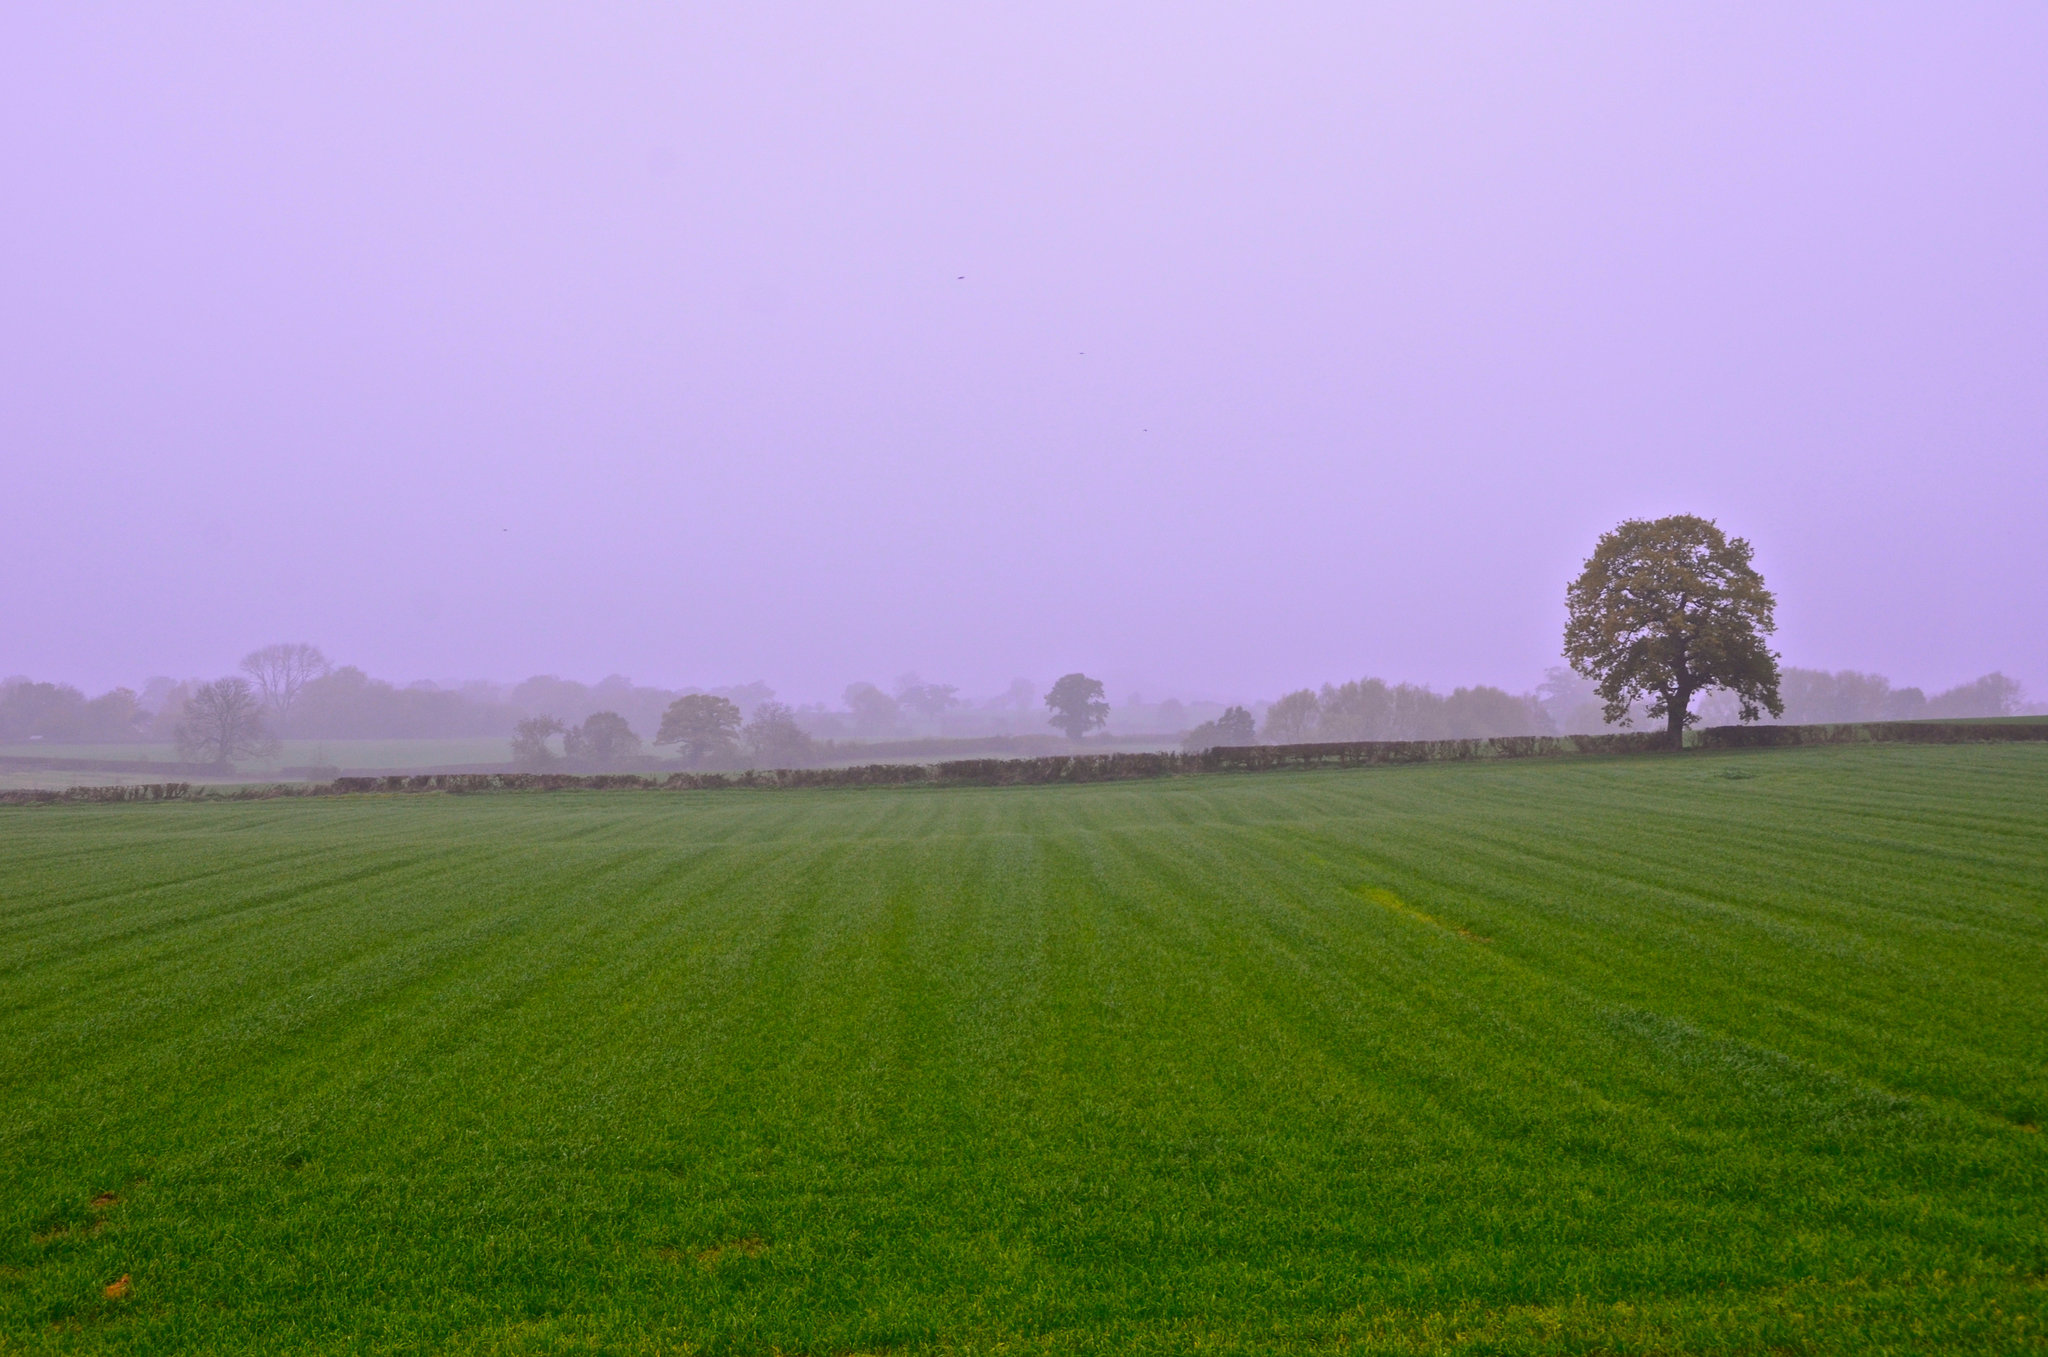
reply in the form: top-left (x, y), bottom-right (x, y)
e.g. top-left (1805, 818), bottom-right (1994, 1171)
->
top-left (6, 6), bottom-right (2044, 705)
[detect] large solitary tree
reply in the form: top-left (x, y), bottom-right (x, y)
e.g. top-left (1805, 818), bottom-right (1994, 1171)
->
top-left (1044, 673), bottom-right (1109, 741)
top-left (174, 678), bottom-right (281, 768)
top-left (1563, 515), bottom-right (1783, 748)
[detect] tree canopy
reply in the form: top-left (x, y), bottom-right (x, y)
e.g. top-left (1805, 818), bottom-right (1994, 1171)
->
top-left (655, 694), bottom-right (744, 767)
top-left (564, 711), bottom-right (641, 767)
top-left (174, 678), bottom-right (280, 768)
top-left (239, 643), bottom-right (330, 724)
top-left (743, 701), bottom-right (815, 768)
top-left (0, 679), bottom-right (147, 743)
top-left (1261, 690), bottom-right (1320, 744)
top-left (511, 715), bottom-right (564, 770)
top-left (1181, 705), bottom-right (1256, 752)
top-left (894, 674), bottom-right (961, 720)
top-left (1564, 515), bottom-right (1782, 746)
top-left (842, 682), bottom-right (902, 738)
top-left (1044, 673), bottom-right (1109, 741)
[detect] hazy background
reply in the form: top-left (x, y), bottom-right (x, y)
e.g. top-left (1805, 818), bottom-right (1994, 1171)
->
top-left (6, 4), bottom-right (2044, 705)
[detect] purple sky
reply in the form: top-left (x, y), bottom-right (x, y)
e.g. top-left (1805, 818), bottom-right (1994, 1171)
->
top-left (7, 5), bottom-right (2045, 705)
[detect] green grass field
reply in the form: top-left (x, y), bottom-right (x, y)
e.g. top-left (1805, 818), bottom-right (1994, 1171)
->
top-left (3, 744), bottom-right (2044, 1354)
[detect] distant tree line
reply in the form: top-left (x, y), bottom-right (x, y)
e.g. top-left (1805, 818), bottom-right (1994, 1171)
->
top-left (0, 681), bottom-right (151, 743)
top-left (1173, 662), bottom-right (2032, 754)
top-left (510, 696), bottom-right (819, 773)
top-left (2, 624), bottom-right (2033, 775)
top-left (1533, 665), bottom-right (2027, 734)
top-left (1766, 668), bottom-right (2024, 724)
top-left (1181, 680), bottom-right (1552, 752)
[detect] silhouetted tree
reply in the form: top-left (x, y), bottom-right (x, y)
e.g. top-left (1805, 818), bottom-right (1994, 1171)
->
top-left (743, 701), bottom-right (816, 767)
top-left (1925, 672), bottom-right (2024, 719)
top-left (1316, 678), bottom-right (1394, 741)
top-left (290, 666), bottom-right (513, 739)
top-left (1044, 673), bottom-right (1109, 741)
top-left (1533, 667), bottom-right (1626, 735)
top-left (655, 694), bottom-right (742, 767)
top-left (141, 680), bottom-right (200, 741)
top-left (0, 678), bottom-right (146, 742)
top-left (1262, 689), bottom-right (1320, 744)
top-left (512, 715), bottom-right (565, 770)
top-left (174, 678), bottom-right (280, 768)
top-left (80, 688), bottom-right (148, 742)
top-left (564, 711), bottom-right (641, 767)
top-left (894, 673), bottom-right (961, 720)
top-left (1440, 686), bottom-right (1549, 738)
top-left (0, 679), bottom-right (93, 741)
top-left (842, 682), bottom-right (902, 738)
top-left (1180, 705), bottom-right (1255, 752)
top-left (989, 678), bottom-right (1037, 712)
top-left (1564, 515), bottom-right (1783, 748)
top-left (239, 643), bottom-right (330, 725)
top-left (1216, 705), bottom-right (1255, 746)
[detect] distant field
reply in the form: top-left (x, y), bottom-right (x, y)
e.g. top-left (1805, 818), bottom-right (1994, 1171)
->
top-left (2, 744), bottom-right (2044, 1353)
top-left (0, 739), bottom-right (516, 790)
top-left (809, 732), bottom-right (1184, 768)
top-left (0, 768), bottom-right (180, 793)
top-left (0, 738), bottom-right (1198, 790)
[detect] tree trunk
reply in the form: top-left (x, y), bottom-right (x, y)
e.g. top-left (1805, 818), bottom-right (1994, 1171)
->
top-left (1665, 691), bottom-right (1691, 750)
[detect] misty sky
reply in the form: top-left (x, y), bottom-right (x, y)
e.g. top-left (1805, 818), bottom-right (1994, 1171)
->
top-left (6, 5), bottom-right (2044, 704)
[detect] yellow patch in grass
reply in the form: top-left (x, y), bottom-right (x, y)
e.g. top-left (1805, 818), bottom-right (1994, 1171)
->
top-left (1357, 886), bottom-right (1492, 943)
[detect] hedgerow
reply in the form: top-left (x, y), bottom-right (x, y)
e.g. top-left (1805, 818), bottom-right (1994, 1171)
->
top-left (4, 720), bottom-right (2041, 804)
